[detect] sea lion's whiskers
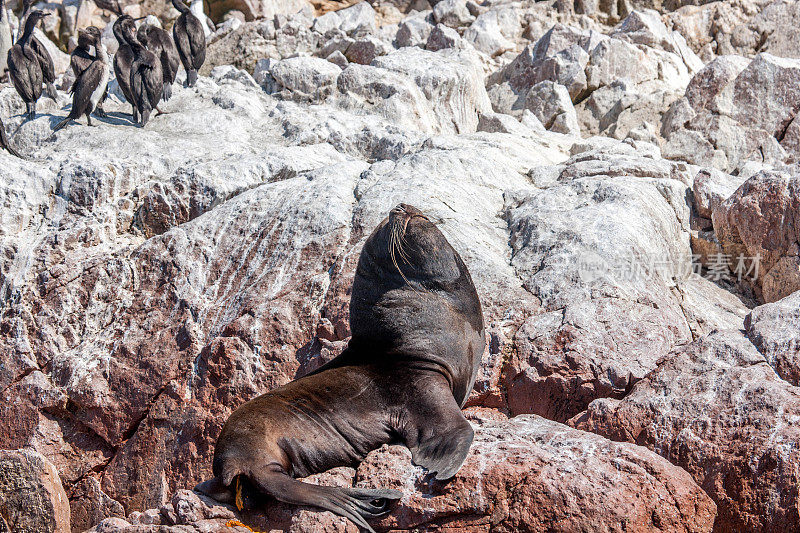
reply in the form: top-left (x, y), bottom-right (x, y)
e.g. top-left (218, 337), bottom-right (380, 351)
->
top-left (389, 218), bottom-right (415, 289)
top-left (395, 217), bottom-right (413, 265)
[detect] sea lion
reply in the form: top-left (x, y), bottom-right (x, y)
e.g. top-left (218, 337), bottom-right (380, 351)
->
top-left (197, 204), bottom-right (486, 532)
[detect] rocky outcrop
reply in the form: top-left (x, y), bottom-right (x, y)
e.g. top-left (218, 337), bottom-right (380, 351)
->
top-left (90, 413), bottom-right (718, 532)
top-left (0, 449), bottom-right (71, 533)
top-left (260, 46), bottom-right (491, 134)
top-left (5, 1), bottom-right (800, 532)
top-left (572, 329), bottom-right (800, 532)
top-left (501, 139), bottom-right (748, 422)
top-left (663, 53), bottom-right (800, 172)
top-left (207, 0), bottom-right (313, 21)
top-left (1, 64), bottom-right (745, 528)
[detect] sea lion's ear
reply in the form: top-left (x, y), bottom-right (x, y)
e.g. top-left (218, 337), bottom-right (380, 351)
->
top-left (395, 376), bottom-right (474, 480)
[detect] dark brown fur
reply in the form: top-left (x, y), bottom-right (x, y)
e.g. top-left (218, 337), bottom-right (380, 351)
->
top-left (197, 204), bottom-right (485, 532)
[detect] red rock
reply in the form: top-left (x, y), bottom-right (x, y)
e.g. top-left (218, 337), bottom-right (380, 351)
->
top-left (68, 477), bottom-right (125, 533)
top-left (712, 170), bottom-right (800, 303)
top-left (353, 415), bottom-right (716, 532)
top-left (0, 449), bottom-right (71, 533)
top-left (121, 414), bottom-right (715, 532)
top-left (572, 329), bottom-right (800, 532)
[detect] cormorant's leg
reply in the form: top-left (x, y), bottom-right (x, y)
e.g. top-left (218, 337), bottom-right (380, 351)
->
top-left (186, 69), bottom-right (198, 87)
top-left (139, 107), bottom-right (150, 127)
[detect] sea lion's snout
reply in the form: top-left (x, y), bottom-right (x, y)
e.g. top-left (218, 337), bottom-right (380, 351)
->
top-left (393, 203), bottom-right (425, 215)
top-left (389, 203), bottom-right (411, 222)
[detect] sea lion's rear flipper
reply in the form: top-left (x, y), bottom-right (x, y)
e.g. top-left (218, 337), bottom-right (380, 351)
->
top-left (399, 378), bottom-right (474, 481)
top-left (250, 466), bottom-right (401, 533)
top-left (194, 477), bottom-right (235, 505)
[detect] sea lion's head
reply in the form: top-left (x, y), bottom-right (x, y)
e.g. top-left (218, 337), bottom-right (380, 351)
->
top-left (349, 203), bottom-right (476, 345)
top-left (369, 203), bottom-right (462, 291)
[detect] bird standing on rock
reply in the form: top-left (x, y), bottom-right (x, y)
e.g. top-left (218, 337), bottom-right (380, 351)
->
top-left (0, 117), bottom-right (22, 157)
top-left (137, 20), bottom-right (180, 101)
top-left (112, 14), bottom-right (137, 122)
top-left (18, 0), bottom-right (58, 101)
top-left (8, 10), bottom-right (49, 121)
top-left (54, 27), bottom-right (109, 131)
top-left (121, 18), bottom-right (163, 126)
top-left (70, 25), bottom-right (107, 117)
top-left (171, 0), bottom-right (205, 87)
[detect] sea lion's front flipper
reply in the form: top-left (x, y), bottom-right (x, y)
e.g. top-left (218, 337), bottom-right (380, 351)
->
top-left (399, 378), bottom-right (474, 481)
top-left (249, 466), bottom-right (401, 533)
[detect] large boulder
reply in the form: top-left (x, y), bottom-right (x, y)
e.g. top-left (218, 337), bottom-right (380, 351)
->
top-left (523, 80), bottom-right (581, 135)
top-left (664, 53), bottom-right (800, 172)
top-left (462, 5), bottom-right (520, 56)
top-left (360, 414), bottom-right (718, 531)
top-left (745, 290), bottom-right (800, 385)
top-left (500, 140), bottom-right (748, 422)
top-left (313, 1), bottom-right (377, 36)
top-left (711, 170), bottom-right (800, 303)
top-left (0, 449), bottom-right (71, 533)
top-left (264, 47), bottom-right (491, 134)
top-left (488, 23), bottom-right (601, 114)
top-left (573, 329), bottom-right (800, 532)
top-left (207, 0), bottom-right (312, 21)
top-left (203, 11), bottom-right (319, 75)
